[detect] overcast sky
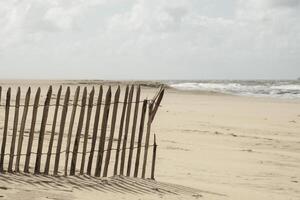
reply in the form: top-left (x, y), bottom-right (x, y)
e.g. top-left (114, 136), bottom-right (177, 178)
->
top-left (0, 0), bottom-right (299, 80)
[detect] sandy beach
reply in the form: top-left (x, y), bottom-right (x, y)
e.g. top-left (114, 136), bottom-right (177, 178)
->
top-left (154, 88), bottom-right (300, 200)
top-left (0, 81), bottom-right (299, 200)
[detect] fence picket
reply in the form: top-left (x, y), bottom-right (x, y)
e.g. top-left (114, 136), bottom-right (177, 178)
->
top-left (95, 87), bottom-right (111, 177)
top-left (113, 86), bottom-right (129, 175)
top-left (134, 100), bottom-right (147, 177)
top-left (80, 87), bottom-right (94, 175)
top-left (87, 86), bottom-right (103, 175)
top-left (126, 85), bottom-right (140, 176)
top-left (151, 134), bottom-right (157, 180)
top-left (35, 86), bottom-right (52, 174)
top-left (64, 86), bottom-right (80, 175)
top-left (141, 89), bottom-right (164, 178)
top-left (24, 88), bottom-right (41, 173)
top-left (44, 86), bottom-right (62, 175)
top-left (15, 87), bottom-right (31, 172)
top-left (8, 87), bottom-right (21, 172)
top-left (120, 85), bottom-right (134, 175)
top-left (53, 87), bottom-right (70, 175)
top-left (0, 88), bottom-right (11, 172)
top-left (103, 86), bottom-right (120, 177)
top-left (70, 87), bottom-right (87, 175)
top-left (141, 102), bottom-right (153, 178)
top-left (150, 89), bottom-right (165, 122)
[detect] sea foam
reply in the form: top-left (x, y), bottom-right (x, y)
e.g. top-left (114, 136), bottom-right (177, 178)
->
top-left (168, 80), bottom-right (300, 99)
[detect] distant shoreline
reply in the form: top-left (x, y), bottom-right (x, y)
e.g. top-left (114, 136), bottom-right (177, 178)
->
top-left (0, 79), bottom-right (300, 100)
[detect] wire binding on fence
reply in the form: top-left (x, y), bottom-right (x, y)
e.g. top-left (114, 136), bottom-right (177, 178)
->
top-left (2, 144), bottom-right (156, 157)
top-left (0, 100), bottom-right (151, 108)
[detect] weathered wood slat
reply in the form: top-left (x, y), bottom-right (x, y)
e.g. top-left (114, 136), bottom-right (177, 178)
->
top-left (113, 85), bottom-right (129, 175)
top-left (15, 87), bottom-right (31, 172)
top-left (134, 99), bottom-right (147, 177)
top-left (141, 102), bottom-right (153, 178)
top-left (35, 86), bottom-right (52, 174)
top-left (80, 87), bottom-right (94, 175)
top-left (126, 85), bottom-right (140, 176)
top-left (70, 87), bottom-right (87, 175)
top-left (151, 134), bottom-right (157, 180)
top-left (8, 87), bottom-right (21, 172)
top-left (87, 86), bottom-right (103, 175)
top-left (53, 87), bottom-right (70, 175)
top-left (44, 86), bottom-right (62, 175)
top-left (152, 86), bottom-right (163, 103)
top-left (0, 88), bottom-right (11, 172)
top-left (120, 85), bottom-right (134, 175)
top-left (141, 89), bottom-right (164, 178)
top-left (150, 89), bottom-right (165, 122)
top-left (95, 87), bottom-right (111, 177)
top-left (64, 86), bottom-right (80, 176)
top-left (103, 86), bottom-right (120, 177)
top-left (24, 88), bottom-right (41, 173)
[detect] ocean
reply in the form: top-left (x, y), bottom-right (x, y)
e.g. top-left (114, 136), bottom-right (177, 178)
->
top-left (167, 80), bottom-right (300, 99)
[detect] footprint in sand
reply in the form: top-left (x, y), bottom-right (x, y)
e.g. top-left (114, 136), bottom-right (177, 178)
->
top-left (166, 146), bottom-right (190, 151)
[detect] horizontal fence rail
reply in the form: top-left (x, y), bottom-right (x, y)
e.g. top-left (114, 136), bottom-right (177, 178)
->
top-left (0, 85), bottom-right (164, 179)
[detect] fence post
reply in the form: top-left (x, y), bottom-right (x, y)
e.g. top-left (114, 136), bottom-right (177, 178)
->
top-left (0, 88), bottom-right (11, 173)
top-left (95, 86), bottom-right (111, 177)
top-left (8, 87), bottom-right (21, 172)
top-left (127, 85), bottom-right (140, 176)
top-left (15, 87), bottom-right (31, 172)
top-left (53, 87), bottom-right (70, 175)
top-left (35, 86), bottom-right (52, 174)
top-left (120, 85), bottom-right (134, 175)
top-left (113, 86), bottom-right (129, 175)
top-left (70, 87), bottom-right (87, 175)
top-left (87, 86), bottom-right (103, 175)
top-left (64, 86), bottom-right (80, 176)
top-left (80, 87), bottom-right (94, 175)
top-left (134, 99), bottom-right (147, 177)
top-left (151, 134), bottom-right (157, 180)
top-left (44, 86), bottom-right (62, 175)
top-left (103, 86), bottom-right (120, 177)
top-left (24, 88), bottom-right (40, 173)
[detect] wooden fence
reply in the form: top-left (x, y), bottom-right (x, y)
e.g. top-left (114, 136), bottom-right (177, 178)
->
top-left (0, 85), bottom-right (164, 179)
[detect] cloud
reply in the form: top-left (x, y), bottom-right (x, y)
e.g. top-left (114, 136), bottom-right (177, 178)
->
top-left (0, 0), bottom-right (108, 49)
top-left (0, 0), bottom-right (299, 79)
top-left (268, 0), bottom-right (300, 8)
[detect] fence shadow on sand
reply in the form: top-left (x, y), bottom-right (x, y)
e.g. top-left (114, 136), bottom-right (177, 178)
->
top-left (0, 173), bottom-right (225, 198)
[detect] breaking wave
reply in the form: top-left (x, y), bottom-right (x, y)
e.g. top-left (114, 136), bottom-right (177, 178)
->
top-left (168, 80), bottom-right (300, 99)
